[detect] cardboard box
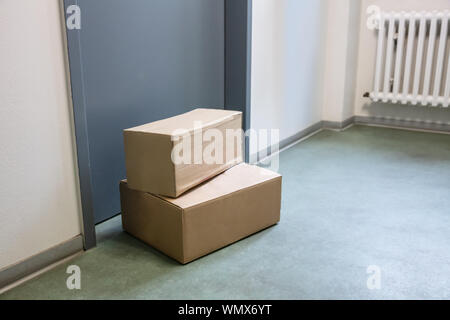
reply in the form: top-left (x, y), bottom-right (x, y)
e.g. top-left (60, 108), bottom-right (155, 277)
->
top-left (124, 108), bottom-right (243, 197)
top-left (120, 163), bottom-right (282, 264)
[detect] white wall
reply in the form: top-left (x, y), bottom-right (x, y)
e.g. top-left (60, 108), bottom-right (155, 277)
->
top-left (353, 0), bottom-right (450, 124)
top-left (269, 0), bottom-right (450, 128)
top-left (0, 0), bottom-right (82, 270)
top-left (250, 0), bottom-right (328, 158)
top-left (322, 0), bottom-right (361, 122)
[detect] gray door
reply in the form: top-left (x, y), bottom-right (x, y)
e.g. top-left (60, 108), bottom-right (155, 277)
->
top-left (64, 0), bottom-right (225, 230)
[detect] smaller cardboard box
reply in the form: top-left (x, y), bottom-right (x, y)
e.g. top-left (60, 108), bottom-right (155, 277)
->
top-left (124, 108), bottom-right (243, 197)
top-left (120, 163), bottom-right (282, 264)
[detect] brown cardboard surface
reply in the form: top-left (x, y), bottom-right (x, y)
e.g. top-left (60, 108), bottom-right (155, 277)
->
top-left (124, 109), bottom-right (243, 197)
top-left (120, 182), bottom-right (184, 262)
top-left (162, 163), bottom-right (280, 209)
top-left (120, 163), bottom-right (282, 264)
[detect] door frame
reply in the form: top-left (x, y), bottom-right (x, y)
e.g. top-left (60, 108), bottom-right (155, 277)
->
top-left (63, 0), bottom-right (96, 249)
top-left (225, 0), bottom-right (253, 162)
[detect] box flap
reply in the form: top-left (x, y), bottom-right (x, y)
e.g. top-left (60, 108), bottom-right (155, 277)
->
top-left (161, 163), bottom-right (281, 209)
top-left (124, 108), bottom-right (242, 137)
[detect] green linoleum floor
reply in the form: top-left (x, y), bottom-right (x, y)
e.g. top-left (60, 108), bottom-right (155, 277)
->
top-left (2, 125), bottom-right (450, 299)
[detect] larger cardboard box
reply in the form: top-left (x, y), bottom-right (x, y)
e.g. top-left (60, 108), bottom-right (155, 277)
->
top-left (124, 108), bottom-right (243, 197)
top-left (120, 163), bottom-right (282, 264)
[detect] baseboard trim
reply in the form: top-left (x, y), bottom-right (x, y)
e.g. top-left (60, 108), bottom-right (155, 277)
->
top-left (249, 115), bottom-right (450, 163)
top-left (354, 116), bottom-right (450, 133)
top-left (0, 235), bottom-right (83, 289)
top-left (279, 121), bottom-right (323, 151)
top-left (322, 116), bottom-right (355, 130)
top-left (250, 121), bottom-right (323, 163)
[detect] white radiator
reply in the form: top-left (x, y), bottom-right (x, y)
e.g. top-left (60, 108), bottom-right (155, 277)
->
top-left (370, 10), bottom-right (450, 107)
